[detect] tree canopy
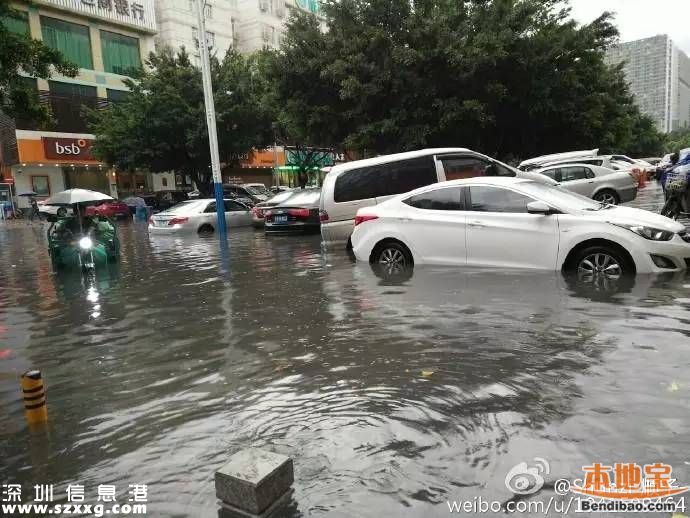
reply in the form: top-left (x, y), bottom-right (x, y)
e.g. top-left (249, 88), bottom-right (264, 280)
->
top-left (0, 0), bottom-right (78, 125)
top-left (266, 0), bottom-right (663, 160)
top-left (89, 47), bottom-right (274, 194)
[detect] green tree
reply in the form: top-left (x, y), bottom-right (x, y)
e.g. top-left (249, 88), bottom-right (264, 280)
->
top-left (665, 128), bottom-right (690, 155)
top-left (0, 0), bottom-right (77, 125)
top-left (88, 47), bottom-right (274, 194)
top-left (268, 0), bottom-right (662, 161)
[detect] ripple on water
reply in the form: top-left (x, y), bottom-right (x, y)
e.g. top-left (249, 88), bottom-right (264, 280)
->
top-left (1, 193), bottom-right (690, 516)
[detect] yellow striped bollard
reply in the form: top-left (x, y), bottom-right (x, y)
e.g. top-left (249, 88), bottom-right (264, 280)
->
top-left (20, 370), bottom-right (48, 425)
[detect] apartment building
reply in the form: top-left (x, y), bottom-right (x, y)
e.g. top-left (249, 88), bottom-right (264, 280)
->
top-left (606, 34), bottom-right (690, 133)
top-left (2, 0), bottom-right (157, 205)
top-left (154, 0), bottom-right (238, 65)
top-left (154, 0), bottom-right (324, 56)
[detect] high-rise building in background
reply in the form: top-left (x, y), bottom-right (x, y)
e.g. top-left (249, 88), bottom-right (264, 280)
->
top-left (606, 34), bottom-right (690, 133)
top-left (154, 0), bottom-right (324, 59)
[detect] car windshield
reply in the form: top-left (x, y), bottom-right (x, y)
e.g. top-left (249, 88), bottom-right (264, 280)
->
top-left (244, 186), bottom-right (263, 195)
top-left (517, 181), bottom-right (606, 212)
top-left (164, 200), bottom-right (206, 214)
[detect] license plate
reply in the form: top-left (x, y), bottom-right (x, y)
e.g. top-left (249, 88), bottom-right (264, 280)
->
top-left (274, 215), bottom-right (288, 224)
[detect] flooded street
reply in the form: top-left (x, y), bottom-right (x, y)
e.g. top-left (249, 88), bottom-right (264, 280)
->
top-left (1, 183), bottom-right (690, 517)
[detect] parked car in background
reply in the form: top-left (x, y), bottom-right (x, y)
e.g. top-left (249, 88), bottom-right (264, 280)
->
top-left (519, 149), bottom-right (600, 171)
top-left (533, 164), bottom-right (638, 204)
top-left (519, 150), bottom-right (647, 173)
top-left (351, 177), bottom-right (690, 275)
top-left (264, 188), bottom-right (321, 234)
top-left (242, 183), bottom-right (271, 197)
top-left (38, 200), bottom-right (73, 218)
top-left (148, 199), bottom-right (253, 235)
top-left (270, 186), bottom-right (294, 194)
top-left (84, 200), bottom-right (130, 219)
top-left (251, 190), bottom-right (298, 227)
top-left (319, 148), bottom-right (554, 245)
top-left (640, 157), bottom-right (662, 166)
top-left (223, 184), bottom-right (268, 205)
top-left (155, 190), bottom-right (189, 211)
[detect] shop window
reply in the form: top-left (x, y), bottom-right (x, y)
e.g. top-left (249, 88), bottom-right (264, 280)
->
top-left (31, 176), bottom-right (50, 197)
top-left (2, 9), bottom-right (30, 36)
top-left (101, 30), bottom-right (141, 75)
top-left (162, 178), bottom-right (168, 187)
top-left (41, 16), bottom-right (93, 70)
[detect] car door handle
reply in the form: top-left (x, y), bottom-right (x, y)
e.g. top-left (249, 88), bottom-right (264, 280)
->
top-left (469, 220), bottom-right (487, 228)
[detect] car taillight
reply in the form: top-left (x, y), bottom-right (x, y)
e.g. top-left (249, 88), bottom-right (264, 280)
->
top-left (288, 208), bottom-right (310, 218)
top-left (148, 217), bottom-right (153, 224)
top-left (319, 209), bottom-right (329, 222)
top-left (168, 217), bottom-right (188, 226)
top-left (354, 214), bottom-right (378, 226)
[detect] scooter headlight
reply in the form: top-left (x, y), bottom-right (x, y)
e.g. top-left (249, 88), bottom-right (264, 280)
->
top-left (613, 223), bottom-right (674, 241)
top-left (79, 236), bottom-right (93, 250)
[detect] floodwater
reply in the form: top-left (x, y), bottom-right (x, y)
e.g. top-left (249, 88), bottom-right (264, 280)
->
top-left (1, 183), bottom-right (690, 517)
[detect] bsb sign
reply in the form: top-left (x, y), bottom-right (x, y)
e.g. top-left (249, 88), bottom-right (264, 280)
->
top-left (43, 137), bottom-right (95, 161)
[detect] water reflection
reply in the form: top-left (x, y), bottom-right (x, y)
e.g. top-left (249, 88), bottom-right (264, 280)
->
top-left (0, 216), bottom-right (689, 517)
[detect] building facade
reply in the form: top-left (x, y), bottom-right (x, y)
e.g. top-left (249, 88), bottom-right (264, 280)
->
top-left (154, 0), bottom-right (323, 56)
top-left (2, 0), bottom-right (157, 207)
top-left (606, 34), bottom-right (690, 133)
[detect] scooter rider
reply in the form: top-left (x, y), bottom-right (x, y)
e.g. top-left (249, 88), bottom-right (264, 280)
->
top-left (659, 152), bottom-right (680, 199)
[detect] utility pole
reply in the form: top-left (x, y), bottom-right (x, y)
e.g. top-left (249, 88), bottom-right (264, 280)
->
top-left (195, 0), bottom-right (227, 239)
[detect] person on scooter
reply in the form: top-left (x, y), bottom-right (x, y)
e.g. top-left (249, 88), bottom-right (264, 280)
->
top-left (659, 152), bottom-right (679, 199)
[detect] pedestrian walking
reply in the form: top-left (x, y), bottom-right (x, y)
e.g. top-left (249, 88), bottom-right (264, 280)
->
top-left (28, 196), bottom-right (40, 222)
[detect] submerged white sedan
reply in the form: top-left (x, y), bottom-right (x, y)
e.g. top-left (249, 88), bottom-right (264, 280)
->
top-left (351, 177), bottom-right (690, 276)
top-left (148, 198), bottom-right (252, 235)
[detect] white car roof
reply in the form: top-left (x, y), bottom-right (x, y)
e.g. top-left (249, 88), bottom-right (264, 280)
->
top-left (328, 148), bottom-right (471, 174)
top-left (519, 149), bottom-right (599, 168)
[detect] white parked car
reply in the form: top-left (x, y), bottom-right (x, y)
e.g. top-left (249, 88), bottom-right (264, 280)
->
top-left (38, 201), bottom-right (73, 218)
top-left (148, 198), bottom-right (252, 235)
top-left (519, 150), bottom-right (647, 173)
top-left (351, 177), bottom-right (690, 276)
top-left (533, 163), bottom-right (637, 204)
top-left (320, 148), bottom-right (553, 245)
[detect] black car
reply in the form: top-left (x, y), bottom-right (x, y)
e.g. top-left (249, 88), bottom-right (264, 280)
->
top-left (264, 189), bottom-right (321, 234)
top-left (222, 185), bottom-right (268, 206)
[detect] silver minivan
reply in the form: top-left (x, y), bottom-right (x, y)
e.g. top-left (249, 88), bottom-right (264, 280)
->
top-left (319, 148), bottom-right (551, 245)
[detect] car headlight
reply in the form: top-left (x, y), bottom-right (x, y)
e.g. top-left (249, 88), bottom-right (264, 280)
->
top-left (613, 223), bottom-right (674, 241)
top-left (79, 237), bottom-right (93, 250)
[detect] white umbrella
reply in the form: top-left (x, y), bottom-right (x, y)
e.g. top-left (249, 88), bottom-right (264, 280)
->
top-left (45, 189), bottom-right (113, 206)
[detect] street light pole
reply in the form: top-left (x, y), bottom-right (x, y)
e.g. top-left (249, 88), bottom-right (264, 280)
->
top-left (195, 0), bottom-right (226, 240)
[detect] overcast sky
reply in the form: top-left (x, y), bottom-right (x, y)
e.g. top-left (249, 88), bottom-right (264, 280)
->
top-left (569, 0), bottom-right (690, 54)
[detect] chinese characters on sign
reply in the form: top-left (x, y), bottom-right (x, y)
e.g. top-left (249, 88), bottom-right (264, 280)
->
top-left (80, 0), bottom-right (146, 22)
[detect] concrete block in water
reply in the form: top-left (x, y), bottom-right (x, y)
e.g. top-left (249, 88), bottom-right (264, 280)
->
top-left (215, 448), bottom-right (294, 515)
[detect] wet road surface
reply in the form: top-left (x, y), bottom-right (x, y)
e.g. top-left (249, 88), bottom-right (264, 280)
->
top-left (1, 182), bottom-right (690, 517)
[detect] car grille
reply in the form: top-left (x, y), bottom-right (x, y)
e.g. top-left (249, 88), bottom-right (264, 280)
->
top-left (679, 231), bottom-right (690, 243)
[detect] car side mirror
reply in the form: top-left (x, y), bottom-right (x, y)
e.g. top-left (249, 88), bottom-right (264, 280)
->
top-left (527, 201), bottom-right (553, 214)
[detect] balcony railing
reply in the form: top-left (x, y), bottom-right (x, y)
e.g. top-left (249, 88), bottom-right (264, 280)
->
top-left (14, 91), bottom-right (120, 134)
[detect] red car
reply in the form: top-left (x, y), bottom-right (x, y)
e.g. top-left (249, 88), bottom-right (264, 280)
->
top-left (84, 200), bottom-right (130, 219)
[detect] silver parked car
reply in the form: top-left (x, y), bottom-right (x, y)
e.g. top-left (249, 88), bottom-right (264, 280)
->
top-left (533, 163), bottom-right (638, 204)
top-left (148, 198), bottom-right (253, 235)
